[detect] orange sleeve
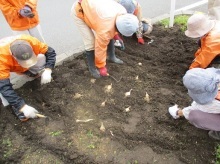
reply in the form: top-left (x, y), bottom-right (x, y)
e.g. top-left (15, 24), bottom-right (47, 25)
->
top-left (189, 32), bottom-right (220, 69)
top-left (189, 43), bottom-right (220, 69)
top-left (94, 34), bottom-right (110, 68)
top-left (0, 59), bottom-right (10, 79)
top-left (0, 0), bottom-right (20, 21)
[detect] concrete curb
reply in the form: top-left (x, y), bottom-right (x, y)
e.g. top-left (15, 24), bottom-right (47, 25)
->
top-left (11, 10), bottom-right (196, 89)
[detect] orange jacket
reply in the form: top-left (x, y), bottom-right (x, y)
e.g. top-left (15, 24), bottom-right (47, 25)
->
top-left (190, 21), bottom-right (220, 69)
top-left (0, 0), bottom-right (39, 30)
top-left (75, 0), bottom-right (126, 68)
top-left (0, 34), bottom-right (48, 79)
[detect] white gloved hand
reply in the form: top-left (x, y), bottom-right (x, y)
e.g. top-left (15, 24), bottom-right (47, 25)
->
top-left (20, 104), bottom-right (39, 118)
top-left (168, 104), bottom-right (180, 119)
top-left (41, 68), bottom-right (52, 85)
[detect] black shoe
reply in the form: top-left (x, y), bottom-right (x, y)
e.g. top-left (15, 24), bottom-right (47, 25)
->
top-left (208, 131), bottom-right (220, 140)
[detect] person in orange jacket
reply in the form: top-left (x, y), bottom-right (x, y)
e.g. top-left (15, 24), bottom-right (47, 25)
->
top-left (116, 0), bottom-right (153, 45)
top-left (0, 0), bottom-right (45, 42)
top-left (208, 0), bottom-right (220, 20)
top-left (0, 34), bottom-right (56, 121)
top-left (185, 13), bottom-right (220, 69)
top-left (71, 0), bottom-right (139, 78)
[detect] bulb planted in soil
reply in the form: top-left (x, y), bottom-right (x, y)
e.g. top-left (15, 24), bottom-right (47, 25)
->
top-left (125, 106), bottom-right (131, 112)
top-left (144, 92), bottom-right (150, 103)
top-left (104, 83), bottom-right (112, 93)
top-left (125, 89), bottom-right (132, 97)
top-left (100, 122), bottom-right (105, 132)
top-left (73, 93), bottom-right (83, 99)
top-left (90, 79), bottom-right (96, 83)
top-left (100, 100), bottom-right (107, 107)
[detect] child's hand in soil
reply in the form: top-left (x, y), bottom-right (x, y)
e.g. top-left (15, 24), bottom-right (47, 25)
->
top-left (168, 104), bottom-right (180, 119)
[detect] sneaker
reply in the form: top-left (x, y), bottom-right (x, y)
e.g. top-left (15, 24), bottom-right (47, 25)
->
top-left (208, 131), bottom-right (220, 140)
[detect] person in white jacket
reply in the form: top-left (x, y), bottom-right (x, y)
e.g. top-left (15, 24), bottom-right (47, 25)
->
top-left (168, 67), bottom-right (220, 140)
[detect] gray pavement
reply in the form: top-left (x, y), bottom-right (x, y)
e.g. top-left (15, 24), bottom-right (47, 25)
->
top-left (0, 0), bottom-right (208, 56)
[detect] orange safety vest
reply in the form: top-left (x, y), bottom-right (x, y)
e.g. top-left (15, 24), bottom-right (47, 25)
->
top-left (0, 34), bottom-right (48, 79)
top-left (0, 0), bottom-right (39, 30)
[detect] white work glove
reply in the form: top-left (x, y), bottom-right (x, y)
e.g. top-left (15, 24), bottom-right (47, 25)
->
top-left (168, 104), bottom-right (180, 119)
top-left (20, 104), bottom-right (39, 118)
top-left (41, 68), bottom-right (52, 85)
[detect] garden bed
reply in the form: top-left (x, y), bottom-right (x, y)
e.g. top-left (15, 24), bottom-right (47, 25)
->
top-left (0, 25), bottom-right (218, 164)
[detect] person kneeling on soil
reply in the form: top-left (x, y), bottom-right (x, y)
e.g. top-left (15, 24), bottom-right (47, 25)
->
top-left (0, 34), bottom-right (56, 121)
top-left (185, 13), bottom-right (220, 69)
top-left (116, 0), bottom-right (153, 45)
top-left (168, 67), bottom-right (220, 140)
top-left (71, 0), bottom-right (139, 78)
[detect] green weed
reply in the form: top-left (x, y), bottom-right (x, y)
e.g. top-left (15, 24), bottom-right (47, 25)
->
top-left (2, 138), bottom-right (13, 158)
top-left (216, 145), bottom-right (220, 164)
top-left (87, 144), bottom-right (96, 149)
top-left (87, 130), bottom-right (94, 138)
top-left (159, 15), bottom-right (189, 32)
top-left (49, 130), bottom-right (63, 137)
top-left (2, 138), bottom-right (12, 147)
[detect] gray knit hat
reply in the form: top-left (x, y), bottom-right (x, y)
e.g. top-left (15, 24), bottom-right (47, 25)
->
top-left (118, 0), bottom-right (135, 14)
top-left (183, 67), bottom-right (220, 104)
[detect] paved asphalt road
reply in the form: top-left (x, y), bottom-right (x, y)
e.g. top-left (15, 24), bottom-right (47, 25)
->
top-left (0, 0), bottom-right (207, 55)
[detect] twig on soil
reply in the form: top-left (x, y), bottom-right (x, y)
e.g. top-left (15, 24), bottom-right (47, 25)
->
top-left (108, 75), bottom-right (122, 83)
top-left (76, 119), bottom-right (94, 123)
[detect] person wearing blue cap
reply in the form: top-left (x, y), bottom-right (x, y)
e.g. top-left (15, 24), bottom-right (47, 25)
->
top-left (116, 0), bottom-right (153, 44)
top-left (168, 67), bottom-right (220, 140)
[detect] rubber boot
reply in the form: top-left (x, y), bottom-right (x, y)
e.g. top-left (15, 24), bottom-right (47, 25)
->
top-left (107, 39), bottom-right (123, 64)
top-left (208, 131), bottom-right (220, 140)
top-left (86, 50), bottom-right (100, 78)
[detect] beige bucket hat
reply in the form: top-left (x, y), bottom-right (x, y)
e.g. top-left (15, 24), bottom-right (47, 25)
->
top-left (185, 14), bottom-right (215, 38)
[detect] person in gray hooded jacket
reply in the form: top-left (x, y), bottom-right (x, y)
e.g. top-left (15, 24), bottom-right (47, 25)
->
top-left (168, 67), bottom-right (220, 140)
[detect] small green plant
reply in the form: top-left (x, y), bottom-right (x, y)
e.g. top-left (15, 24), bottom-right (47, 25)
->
top-left (49, 130), bottom-right (63, 137)
top-left (86, 130), bottom-right (94, 138)
top-left (2, 138), bottom-right (13, 158)
top-left (216, 145), bottom-right (220, 164)
top-left (2, 138), bottom-right (12, 147)
top-left (127, 160), bottom-right (138, 164)
top-left (134, 160), bottom-right (138, 164)
top-left (159, 15), bottom-right (189, 32)
top-left (87, 144), bottom-right (95, 149)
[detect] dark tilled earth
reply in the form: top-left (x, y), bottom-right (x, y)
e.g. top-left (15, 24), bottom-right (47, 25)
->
top-left (0, 25), bottom-right (219, 164)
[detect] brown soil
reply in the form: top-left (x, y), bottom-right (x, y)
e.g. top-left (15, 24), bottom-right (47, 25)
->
top-left (0, 25), bottom-right (218, 164)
